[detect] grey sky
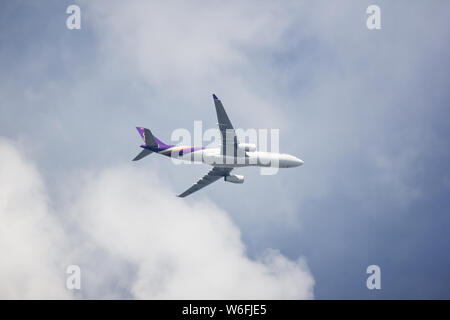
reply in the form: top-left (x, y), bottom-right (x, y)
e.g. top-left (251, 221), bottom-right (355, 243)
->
top-left (1, 0), bottom-right (450, 298)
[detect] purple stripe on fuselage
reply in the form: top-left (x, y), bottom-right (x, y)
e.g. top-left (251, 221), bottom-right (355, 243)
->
top-left (141, 144), bottom-right (170, 153)
top-left (140, 145), bottom-right (205, 157)
top-left (160, 146), bottom-right (205, 157)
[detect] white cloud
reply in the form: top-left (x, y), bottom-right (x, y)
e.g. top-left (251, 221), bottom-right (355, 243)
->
top-left (83, 0), bottom-right (298, 129)
top-left (0, 138), bottom-right (314, 299)
top-left (0, 138), bottom-right (71, 299)
top-left (71, 165), bottom-right (314, 299)
top-left (87, 0), bottom-right (292, 86)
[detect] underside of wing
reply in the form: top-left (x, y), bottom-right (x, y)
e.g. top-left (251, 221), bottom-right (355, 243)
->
top-left (213, 94), bottom-right (239, 156)
top-left (177, 167), bottom-right (233, 198)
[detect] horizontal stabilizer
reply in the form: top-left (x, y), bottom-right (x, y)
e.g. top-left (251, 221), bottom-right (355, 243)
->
top-left (132, 148), bottom-right (153, 161)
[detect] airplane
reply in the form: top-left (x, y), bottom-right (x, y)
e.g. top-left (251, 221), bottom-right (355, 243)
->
top-left (133, 94), bottom-right (304, 197)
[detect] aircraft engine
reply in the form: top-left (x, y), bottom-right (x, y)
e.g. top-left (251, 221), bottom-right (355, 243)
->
top-left (224, 174), bottom-right (244, 184)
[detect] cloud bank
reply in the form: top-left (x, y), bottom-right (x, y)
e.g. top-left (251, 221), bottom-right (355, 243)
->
top-left (0, 138), bottom-right (314, 299)
top-left (0, 139), bottom-right (70, 299)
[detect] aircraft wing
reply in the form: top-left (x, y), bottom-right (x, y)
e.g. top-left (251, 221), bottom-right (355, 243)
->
top-left (213, 94), bottom-right (239, 156)
top-left (177, 167), bottom-right (233, 198)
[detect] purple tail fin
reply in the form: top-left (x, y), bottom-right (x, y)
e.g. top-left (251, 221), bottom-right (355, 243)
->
top-left (135, 127), bottom-right (173, 149)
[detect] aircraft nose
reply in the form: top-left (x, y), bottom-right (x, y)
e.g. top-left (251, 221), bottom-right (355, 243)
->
top-left (293, 157), bottom-right (304, 167)
top-left (286, 155), bottom-right (303, 167)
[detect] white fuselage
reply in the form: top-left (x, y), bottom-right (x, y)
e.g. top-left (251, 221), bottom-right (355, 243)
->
top-left (162, 146), bottom-right (304, 168)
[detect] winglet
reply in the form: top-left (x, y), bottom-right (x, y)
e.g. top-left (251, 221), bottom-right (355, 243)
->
top-left (213, 94), bottom-right (219, 100)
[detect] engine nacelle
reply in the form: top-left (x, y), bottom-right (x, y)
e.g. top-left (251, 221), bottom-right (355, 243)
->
top-left (224, 174), bottom-right (244, 184)
top-left (237, 143), bottom-right (257, 152)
